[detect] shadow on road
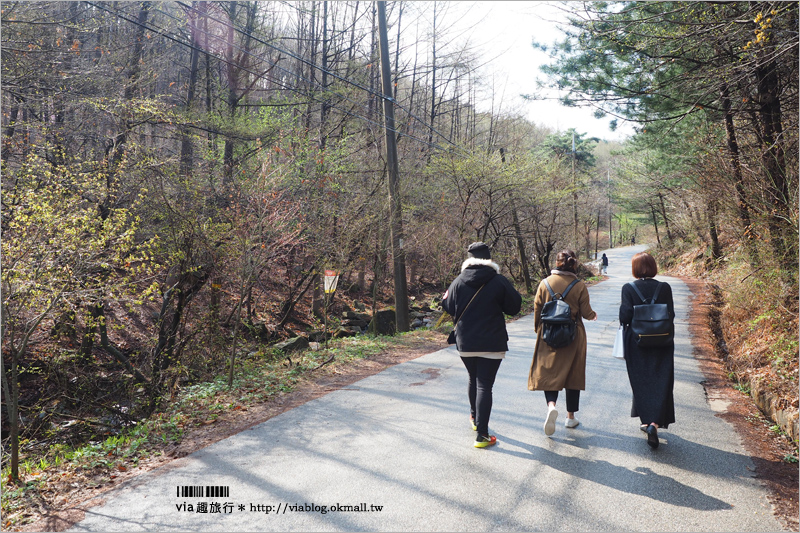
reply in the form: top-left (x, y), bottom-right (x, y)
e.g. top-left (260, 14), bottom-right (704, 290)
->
top-left (492, 433), bottom-right (733, 511)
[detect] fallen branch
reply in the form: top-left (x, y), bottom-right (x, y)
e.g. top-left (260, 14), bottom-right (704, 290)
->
top-left (312, 355), bottom-right (335, 371)
top-left (740, 266), bottom-right (765, 283)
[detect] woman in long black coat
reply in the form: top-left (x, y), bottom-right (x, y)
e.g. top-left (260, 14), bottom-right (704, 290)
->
top-left (619, 252), bottom-right (675, 449)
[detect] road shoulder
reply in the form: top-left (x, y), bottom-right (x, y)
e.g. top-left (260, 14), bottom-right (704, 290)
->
top-left (683, 276), bottom-right (798, 532)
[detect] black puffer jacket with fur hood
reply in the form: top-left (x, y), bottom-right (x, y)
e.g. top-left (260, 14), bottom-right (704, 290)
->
top-left (441, 258), bottom-right (522, 352)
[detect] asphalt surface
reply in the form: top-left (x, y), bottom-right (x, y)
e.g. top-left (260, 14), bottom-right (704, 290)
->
top-left (69, 245), bottom-right (783, 532)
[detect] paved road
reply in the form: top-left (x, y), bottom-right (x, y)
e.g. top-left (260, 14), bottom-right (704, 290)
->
top-left (70, 245), bottom-right (782, 532)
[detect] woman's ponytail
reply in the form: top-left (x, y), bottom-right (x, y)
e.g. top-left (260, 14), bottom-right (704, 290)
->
top-left (555, 249), bottom-right (578, 273)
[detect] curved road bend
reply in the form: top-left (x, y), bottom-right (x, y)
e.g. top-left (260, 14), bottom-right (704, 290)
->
top-left (69, 245), bottom-right (782, 532)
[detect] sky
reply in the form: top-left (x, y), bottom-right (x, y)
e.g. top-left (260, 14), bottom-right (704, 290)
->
top-left (456, 1), bottom-right (636, 142)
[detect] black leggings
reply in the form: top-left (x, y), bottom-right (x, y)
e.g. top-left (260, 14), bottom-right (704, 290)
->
top-left (545, 389), bottom-right (581, 413)
top-left (460, 357), bottom-right (502, 436)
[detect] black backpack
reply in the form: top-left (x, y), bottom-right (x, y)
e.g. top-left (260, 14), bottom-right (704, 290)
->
top-left (629, 282), bottom-right (674, 348)
top-left (540, 279), bottom-right (580, 349)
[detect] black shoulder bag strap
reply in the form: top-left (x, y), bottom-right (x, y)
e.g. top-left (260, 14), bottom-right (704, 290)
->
top-left (630, 281), bottom-right (662, 304)
top-left (453, 284), bottom-right (486, 329)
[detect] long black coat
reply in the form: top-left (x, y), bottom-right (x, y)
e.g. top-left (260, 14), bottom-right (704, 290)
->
top-left (619, 278), bottom-right (676, 428)
top-left (442, 258), bottom-right (522, 352)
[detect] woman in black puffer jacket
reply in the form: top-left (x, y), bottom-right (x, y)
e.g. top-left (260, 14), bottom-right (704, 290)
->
top-left (442, 242), bottom-right (522, 448)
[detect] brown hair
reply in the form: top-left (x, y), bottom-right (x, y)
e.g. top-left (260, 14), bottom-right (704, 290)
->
top-left (555, 249), bottom-right (578, 273)
top-left (631, 252), bottom-right (658, 278)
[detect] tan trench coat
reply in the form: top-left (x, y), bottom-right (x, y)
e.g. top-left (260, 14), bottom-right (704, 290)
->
top-left (528, 272), bottom-right (597, 391)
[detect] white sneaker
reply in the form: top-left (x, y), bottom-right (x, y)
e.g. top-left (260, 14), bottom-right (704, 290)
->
top-left (544, 407), bottom-right (558, 436)
top-left (565, 417), bottom-right (580, 429)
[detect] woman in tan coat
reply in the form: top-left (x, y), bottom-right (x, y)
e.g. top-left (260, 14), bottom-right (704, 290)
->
top-left (528, 250), bottom-right (597, 436)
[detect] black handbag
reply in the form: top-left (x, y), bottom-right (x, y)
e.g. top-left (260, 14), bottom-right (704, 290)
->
top-left (447, 285), bottom-right (485, 345)
top-left (629, 282), bottom-right (674, 348)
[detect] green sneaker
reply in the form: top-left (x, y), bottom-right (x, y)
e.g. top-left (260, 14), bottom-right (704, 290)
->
top-left (470, 416), bottom-right (477, 431)
top-left (474, 435), bottom-right (497, 448)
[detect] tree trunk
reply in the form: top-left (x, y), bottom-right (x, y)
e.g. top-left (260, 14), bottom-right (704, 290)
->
top-left (319, 0), bottom-right (329, 150)
top-left (21, 107), bottom-right (29, 160)
top-left (92, 303), bottom-right (149, 383)
top-left (708, 197), bottom-right (722, 261)
top-left (367, 3), bottom-right (377, 122)
top-left (78, 304), bottom-right (102, 363)
top-left (368, 226), bottom-right (388, 335)
top-left (1, 100), bottom-right (20, 162)
top-left (278, 271), bottom-right (316, 329)
top-left (658, 192), bottom-right (672, 241)
top-left (312, 272), bottom-right (324, 318)
top-left (499, 149), bottom-right (532, 294)
top-left (2, 350), bottom-right (20, 481)
top-left (2, 293), bottom-right (63, 481)
top-left (106, 1), bottom-right (150, 171)
top-left (124, 2), bottom-right (150, 102)
top-left (427, 1), bottom-right (437, 158)
top-left (393, 2), bottom-right (403, 91)
top-left (304, 1), bottom-right (318, 132)
top-left (358, 253), bottom-right (367, 291)
top-left (227, 297), bottom-right (244, 388)
top-left (180, 1), bottom-right (203, 177)
top-left (594, 211), bottom-right (601, 259)
top-left (720, 83), bottom-right (759, 264)
top-left (650, 204), bottom-right (661, 246)
top-left (512, 203), bottom-right (533, 294)
top-left (755, 59), bottom-right (791, 263)
top-left (223, 1), bottom-right (238, 187)
top-left (210, 278), bottom-right (221, 326)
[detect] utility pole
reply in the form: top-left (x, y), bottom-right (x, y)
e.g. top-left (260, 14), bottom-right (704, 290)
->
top-left (377, 1), bottom-right (409, 333)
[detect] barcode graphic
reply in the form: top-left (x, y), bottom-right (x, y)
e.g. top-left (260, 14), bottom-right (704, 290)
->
top-left (177, 486), bottom-right (230, 498)
top-left (205, 485), bottom-right (229, 498)
top-left (178, 485), bottom-right (204, 497)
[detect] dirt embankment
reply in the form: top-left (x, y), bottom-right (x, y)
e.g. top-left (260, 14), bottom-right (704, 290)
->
top-left (683, 276), bottom-right (798, 532)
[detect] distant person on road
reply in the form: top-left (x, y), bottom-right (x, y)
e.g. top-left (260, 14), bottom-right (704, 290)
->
top-left (619, 252), bottom-right (675, 449)
top-left (528, 250), bottom-right (597, 436)
top-left (601, 253), bottom-right (609, 275)
top-left (442, 242), bottom-right (522, 449)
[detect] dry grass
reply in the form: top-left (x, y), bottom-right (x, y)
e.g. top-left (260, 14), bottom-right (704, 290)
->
top-left (660, 240), bottom-right (799, 417)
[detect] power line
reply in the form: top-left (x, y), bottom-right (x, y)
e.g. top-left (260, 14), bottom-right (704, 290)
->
top-left (156, 2), bottom-right (379, 117)
top-left (87, 1), bottom-right (453, 153)
top-left (169, 1), bottom-right (458, 150)
top-left (175, 1), bottom-right (377, 99)
top-left (86, 2), bottom-right (367, 118)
